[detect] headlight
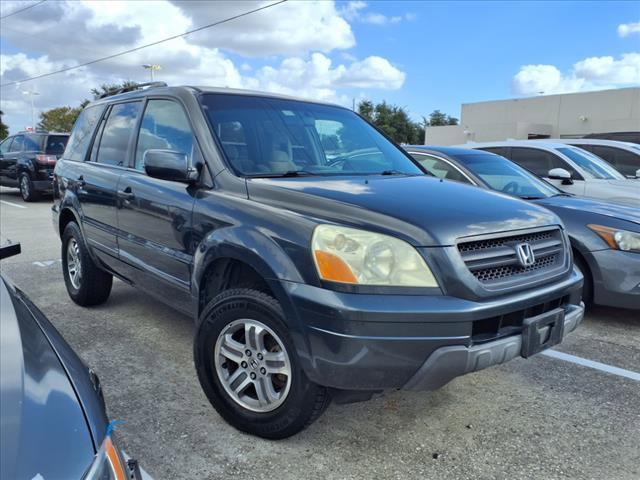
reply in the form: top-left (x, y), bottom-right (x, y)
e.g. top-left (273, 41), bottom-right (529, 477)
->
top-left (84, 435), bottom-right (128, 480)
top-left (312, 225), bottom-right (438, 287)
top-left (588, 225), bottom-right (640, 253)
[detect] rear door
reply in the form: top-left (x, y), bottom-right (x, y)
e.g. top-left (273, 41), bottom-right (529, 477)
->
top-left (589, 145), bottom-right (640, 178)
top-left (115, 98), bottom-right (197, 312)
top-left (508, 147), bottom-right (586, 195)
top-left (78, 101), bottom-right (142, 261)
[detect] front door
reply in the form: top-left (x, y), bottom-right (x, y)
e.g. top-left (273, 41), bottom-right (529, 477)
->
top-left (2, 135), bottom-right (24, 185)
top-left (116, 98), bottom-right (197, 313)
top-left (509, 147), bottom-right (586, 196)
top-left (0, 137), bottom-right (15, 185)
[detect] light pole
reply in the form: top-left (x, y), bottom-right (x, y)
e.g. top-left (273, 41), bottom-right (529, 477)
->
top-left (22, 90), bottom-right (40, 131)
top-left (142, 64), bottom-right (162, 82)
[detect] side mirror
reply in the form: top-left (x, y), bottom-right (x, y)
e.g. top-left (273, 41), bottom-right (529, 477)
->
top-left (143, 149), bottom-right (198, 183)
top-left (548, 168), bottom-right (573, 185)
top-left (636, 169), bottom-right (640, 179)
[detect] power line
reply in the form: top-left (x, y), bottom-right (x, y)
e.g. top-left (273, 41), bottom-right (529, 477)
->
top-left (0, 0), bottom-right (287, 88)
top-left (0, 0), bottom-right (47, 20)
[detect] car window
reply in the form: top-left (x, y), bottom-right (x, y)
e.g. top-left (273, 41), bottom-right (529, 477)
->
top-left (9, 135), bottom-right (24, 152)
top-left (96, 102), bottom-right (142, 167)
top-left (23, 134), bottom-right (44, 151)
top-left (45, 135), bottom-right (69, 156)
top-left (200, 94), bottom-right (422, 176)
top-left (410, 153), bottom-right (471, 184)
top-left (509, 147), bottom-right (580, 179)
top-left (0, 137), bottom-right (13, 154)
top-left (556, 147), bottom-right (624, 180)
top-left (65, 105), bottom-right (105, 162)
top-left (479, 147), bottom-right (508, 157)
top-left (454, 153), bottom-right (559, 199)
top-left (589, 145), bottom-right (640, 177)
top-left (134, 99), bottom-right (195, 171)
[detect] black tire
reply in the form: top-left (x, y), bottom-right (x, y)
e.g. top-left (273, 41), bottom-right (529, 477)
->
top-left (573, 252), bottom-right (593, 307)
top-left (61, 221), bottom-right (113, 306)
top-left (19, 172), bottom-right (39, 202)
top-left (194, 288), bottom-right (330, 439)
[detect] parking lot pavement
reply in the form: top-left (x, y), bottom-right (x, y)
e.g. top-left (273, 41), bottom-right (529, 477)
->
top-left (1, 186), bottom-right (639, 480)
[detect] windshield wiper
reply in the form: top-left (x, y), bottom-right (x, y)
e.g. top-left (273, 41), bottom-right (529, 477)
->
top-left (519, 195), bottom-right (544, 200)
top-left (551, 192), bottom-right (573, 197)
top-left (380, 169), bottom-right (411, 176)
top-left (248, 170), bottom-right (318, 178)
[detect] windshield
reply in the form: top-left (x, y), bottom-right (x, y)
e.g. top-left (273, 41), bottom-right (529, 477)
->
top-left (453, 152), bottom-right (560, 198)
top-left (557, 147), bottom-right (625, 180)
top-left (200, 94), bottom-right (422, 177)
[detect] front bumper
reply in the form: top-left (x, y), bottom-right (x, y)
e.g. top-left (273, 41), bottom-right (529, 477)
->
top-left (590, 249), bottom-right (640, 310)
top-left (284, 268), bottom-right (583, 391)
top-left (403, 302), bottom-right (583, 391)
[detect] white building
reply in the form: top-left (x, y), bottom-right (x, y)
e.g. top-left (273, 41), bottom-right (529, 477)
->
top-left (425, 87), bottom-right (640, 145)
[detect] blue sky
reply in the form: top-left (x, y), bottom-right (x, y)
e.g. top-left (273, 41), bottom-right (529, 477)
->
top-left (1, 0), bottom-right (638, 131)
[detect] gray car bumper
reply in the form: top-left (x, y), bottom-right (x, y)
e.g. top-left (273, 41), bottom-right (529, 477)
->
top-left (403, 302), bottom-right (585, 391)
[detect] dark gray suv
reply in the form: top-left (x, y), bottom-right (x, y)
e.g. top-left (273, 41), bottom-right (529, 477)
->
top-left (53, 83), bottom-right (584, 438)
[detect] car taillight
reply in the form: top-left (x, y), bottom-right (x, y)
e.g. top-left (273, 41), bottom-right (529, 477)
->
top-left (36, 154), bottom-right (57, 165)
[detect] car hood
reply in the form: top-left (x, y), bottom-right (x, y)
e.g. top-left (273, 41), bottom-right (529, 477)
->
top-left (247, 175), bottom-right (560, 246)
top-left (0, 280), bottom-right (94, 480)
top-left (533, 195), bottom-right (640, 226)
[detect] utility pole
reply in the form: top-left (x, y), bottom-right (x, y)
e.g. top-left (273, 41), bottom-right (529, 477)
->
top-left (142, 64), bottom-right (162, 82)
top-left (22, 90), bottom-right (39, 130)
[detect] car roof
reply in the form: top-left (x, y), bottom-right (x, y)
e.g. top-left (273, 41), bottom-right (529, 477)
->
top-left (406, 145), bottom-right (494, 157)
top-left (542, 138), bottom-right (640, 149)
top-left (454, 140), bottom-right (580, 150)
top-left (90, 84), bottom-right (341, 108)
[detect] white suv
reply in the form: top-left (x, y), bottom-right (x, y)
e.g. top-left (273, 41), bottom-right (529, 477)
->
top-left (540, 139), bottom-right (640, 179)
top-left (459, 141), bottom-right (640, 207)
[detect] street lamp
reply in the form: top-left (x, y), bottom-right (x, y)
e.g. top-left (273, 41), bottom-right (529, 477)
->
top-left (21, 90), bottom-right (40, 131)
top-left (142, 64), bottom-right (162, 82)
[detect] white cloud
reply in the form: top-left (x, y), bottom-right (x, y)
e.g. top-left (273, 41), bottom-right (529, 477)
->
top-left (512, 53), bottom-right (640, 95)
top-left (618, 21), bottom-right (640, 37)
top-left (0, 1), bottom-right (406, 132)
top-left (340, 1), bottom-right (413, 26)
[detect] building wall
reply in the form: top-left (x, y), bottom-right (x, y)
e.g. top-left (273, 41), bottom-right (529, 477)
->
top-left (425, 87), bottom-right (640, 145)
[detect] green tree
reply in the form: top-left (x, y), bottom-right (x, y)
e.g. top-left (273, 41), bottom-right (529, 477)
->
top-left (0, 110), bottom-right (8, 140)
top-left (37, 106), bottom-right (82, 132)
top-left (90, 80), bottom-right (138, 100)
top-left (426, 109), bottom-right (459, 126)
top-left (356, 100), bottom-right (423, 144)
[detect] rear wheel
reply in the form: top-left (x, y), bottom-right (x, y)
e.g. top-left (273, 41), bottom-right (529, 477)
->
top-left (194, 288), bottom-right (330, 439)
top-left (62, 221), bottom-right (113, 306)
top-left (19, 173), bottom-right (39, 202)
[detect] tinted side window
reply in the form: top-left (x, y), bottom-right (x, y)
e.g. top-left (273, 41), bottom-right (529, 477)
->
top-left (24, 134), bottom-right (44, 151)
top-left (96, 102), bottom-right (141, 166)
top-left (9, 135), bottom-right (24, 152)
top-left (0, 137), bottom-right (13, 154)
top-left (65, 105), bottom-right (105, 161)
top-left (410, 153), bottom-right (471, 184)
top-left (480, 147), bottom-right (507, 156)
top-left (510, 147), bottom-right (578, 178)
top-left (590, 145), bottom-right (639, 175)
top-left (134, 100), bottom-right (194, 171)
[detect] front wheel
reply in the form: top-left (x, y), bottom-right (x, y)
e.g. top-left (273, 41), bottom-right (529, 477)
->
top-left (194, 289), bottom-right (330, 439)
top-left (19, 173), bottom-right (39, 202)
top-left (62, 221), bottom-right (113, 306)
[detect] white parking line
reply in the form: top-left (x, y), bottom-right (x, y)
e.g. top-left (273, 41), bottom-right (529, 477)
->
top-left (0, 200), bottom-right (27, 209)
top-left (541, 349), bottom-right (640, 381)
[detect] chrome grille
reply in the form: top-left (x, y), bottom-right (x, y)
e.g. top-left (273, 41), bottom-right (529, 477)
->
top-left (457, 228), bottom-right (567, 288)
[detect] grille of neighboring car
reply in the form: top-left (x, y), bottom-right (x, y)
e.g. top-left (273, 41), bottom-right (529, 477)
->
top-left (457, 228), bottom-right (567, 288)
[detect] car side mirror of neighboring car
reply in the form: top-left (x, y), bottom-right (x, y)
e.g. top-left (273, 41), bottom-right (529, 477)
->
top-left (548, 168), bottom-right (573, 185)
top-left (143, 149), bottom-right (198, 184)
top-left (635, 169), bottom-right (640, 179)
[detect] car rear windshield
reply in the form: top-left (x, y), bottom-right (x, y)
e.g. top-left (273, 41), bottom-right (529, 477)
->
top-left (199, 94), bottom-right (422, 177)
top-left (557, 147), bottom-right (624, 180)
top-left (22, 134), bottom-right (69, 155)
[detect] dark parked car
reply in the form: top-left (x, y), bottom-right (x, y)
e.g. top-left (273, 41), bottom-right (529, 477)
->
top-left (0, 241), bottom-right (141, 479)
top-left (406, 146), bottom-right (640, 310)
top-left (0, 130), bottom-right (69, 201)
top-left (53, 83), bottom-right (584, 439)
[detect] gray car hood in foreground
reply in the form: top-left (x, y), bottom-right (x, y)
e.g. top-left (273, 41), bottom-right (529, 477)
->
top-left (248, 175), bottom-right (560, 246)
top-left (0, 279), bottom-right (94, 480)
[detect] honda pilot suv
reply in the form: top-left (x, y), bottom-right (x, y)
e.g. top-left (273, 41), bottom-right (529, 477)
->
top-left (52, 83), bottom-right (584, 439)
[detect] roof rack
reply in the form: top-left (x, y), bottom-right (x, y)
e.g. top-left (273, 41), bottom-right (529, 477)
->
top-left (97, 81), bottom-right (167, 100)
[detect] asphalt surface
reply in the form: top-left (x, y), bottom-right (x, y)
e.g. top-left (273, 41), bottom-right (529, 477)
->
top-left (1, 187), bottom-right (639, 480)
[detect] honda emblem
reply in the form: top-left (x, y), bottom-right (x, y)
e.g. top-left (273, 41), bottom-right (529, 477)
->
top-left (516, 242), bottom-right (535, 267)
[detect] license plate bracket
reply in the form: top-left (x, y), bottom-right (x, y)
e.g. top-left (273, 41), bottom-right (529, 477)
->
top-left (521, 307), bottom-right (565, 358)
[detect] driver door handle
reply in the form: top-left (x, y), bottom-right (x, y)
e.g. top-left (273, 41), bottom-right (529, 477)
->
top-left (77, 175), bottom-right (86, 187)
top-left (117, 187), bottom-right (135, 201)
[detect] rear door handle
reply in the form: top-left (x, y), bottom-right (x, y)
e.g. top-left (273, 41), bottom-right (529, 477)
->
top-left (77, 175), bottom-right (86, 187)
top-left (117, 187), bottom-right (135, 201)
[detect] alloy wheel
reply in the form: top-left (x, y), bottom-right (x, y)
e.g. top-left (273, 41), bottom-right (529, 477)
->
top-left (66, 238), bottom-right (82, 289)
top-left (214, 318), bottom-right (292, 412)
top-left (20, 176), bottom-right (30, 200)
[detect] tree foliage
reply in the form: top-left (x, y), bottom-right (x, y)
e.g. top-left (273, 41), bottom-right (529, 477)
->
top-left (0, 110), bottom-right (8, 140)
top-left (357, 100), bottom-right (424, 145)
top-left (90, 80), bottom-right (138, 100)
top-left (37, 106), bottom-right (83, 132)
top-left (426, 109), bottom-right (459, 126)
